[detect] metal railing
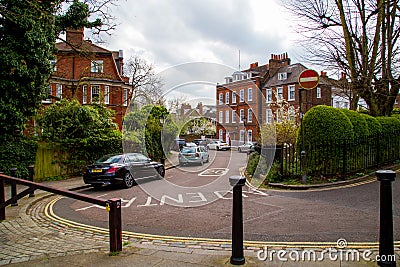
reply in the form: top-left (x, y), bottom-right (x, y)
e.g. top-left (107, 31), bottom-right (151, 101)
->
top-left (0, 169), bottom-right (122, 253)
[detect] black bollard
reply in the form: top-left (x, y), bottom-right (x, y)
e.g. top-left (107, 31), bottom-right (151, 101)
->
top-left (229, 176), bottom-right (246, 265)
top-left (376, 170), bottom-right (396, 267)
top-left (28, 165), bottom-right (35, 197)
top-left (9, 168), bottom-right (18, 206)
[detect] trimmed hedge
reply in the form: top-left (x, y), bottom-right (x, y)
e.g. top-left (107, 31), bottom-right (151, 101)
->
top-left (360, 114), bottom-right (382, 136)
top-left (376, 116), bottom-right (400, 133)
top-left (341, 109), bottom-right (369, 138)
top-left (300, 105), bottom-right (354, 145)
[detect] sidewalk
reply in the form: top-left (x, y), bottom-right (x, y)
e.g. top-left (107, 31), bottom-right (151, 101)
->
top-left (0, 157), bottom-right (397, 266)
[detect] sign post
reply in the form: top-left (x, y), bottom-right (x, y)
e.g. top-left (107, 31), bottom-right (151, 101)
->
top-left (298, 69), bottom-right (319, 184)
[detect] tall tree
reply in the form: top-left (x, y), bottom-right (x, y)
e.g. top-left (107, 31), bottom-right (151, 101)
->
top-left (0, 0), bottom-right (116, 137)
top-left (284, 0), bottom-right (400, 116)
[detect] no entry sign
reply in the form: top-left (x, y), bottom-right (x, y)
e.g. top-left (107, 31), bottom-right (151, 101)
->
top-left (298, 69), bottom-right (319, 90)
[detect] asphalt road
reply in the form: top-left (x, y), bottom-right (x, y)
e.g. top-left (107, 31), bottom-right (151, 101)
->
top-left (52, 150), bottom-right (400, 243)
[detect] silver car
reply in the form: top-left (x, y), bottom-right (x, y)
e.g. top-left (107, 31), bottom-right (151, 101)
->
top-left (207, 140), bottom-right (231, 151)
top-left (179, 146), bottom-right (209, 166)
top-left (238, 142), bottom-right (254, 153)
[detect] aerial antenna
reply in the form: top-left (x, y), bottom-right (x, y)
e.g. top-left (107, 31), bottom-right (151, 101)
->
top-left (238, 49), bottom-right (241, 71)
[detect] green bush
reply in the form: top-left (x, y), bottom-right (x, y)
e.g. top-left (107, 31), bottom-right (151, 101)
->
top-left (359, 114), bottom-right (382, 136)
top-left (0, 137), bottom-right (37, 178)
top-left (341, 109), bottom-right (369, 138)
top-left (299, 105), bottom-right (354, 145)
top-left (246, 152), bottom-right (260, 177)
top-left (376, 116), bottom-right (400, 133)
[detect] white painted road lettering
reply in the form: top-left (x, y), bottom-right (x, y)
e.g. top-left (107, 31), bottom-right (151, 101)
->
top-left (198, 168), bottom-right (229, 176)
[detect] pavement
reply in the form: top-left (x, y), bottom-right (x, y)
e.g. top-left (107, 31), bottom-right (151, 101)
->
top-left (0, 154), bottom-right (398, 266)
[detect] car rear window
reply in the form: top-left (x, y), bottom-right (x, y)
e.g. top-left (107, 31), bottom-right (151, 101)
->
top-left (96, 155), bottom-right (122, 164)
top-left (181, 147), bottom-right (195, 153)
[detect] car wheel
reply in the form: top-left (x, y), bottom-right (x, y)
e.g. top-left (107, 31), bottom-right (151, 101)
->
top-left (238, 148), bottom-right (242, 153)
top-left (217, 146), bottom-right (220, 151)
top-left (158, 166), bottom-right (165, 179)
top-left (123, 172), bottom-right (135, 188)
top-left (206, 155), bottom-right (209, 163)
top-left (92, 184), bottom-right (102, 190)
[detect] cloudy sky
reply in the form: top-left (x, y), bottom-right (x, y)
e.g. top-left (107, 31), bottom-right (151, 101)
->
top-left (97, 0), bottom-right (303, 105)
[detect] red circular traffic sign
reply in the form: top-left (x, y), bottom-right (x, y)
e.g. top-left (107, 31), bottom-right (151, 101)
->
top-left (298, 69), bottom-right (319, 90)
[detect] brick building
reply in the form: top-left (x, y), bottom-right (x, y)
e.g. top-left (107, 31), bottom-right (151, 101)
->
top-left (45, 28), bottom-right (130, 129)
top-left (216, 53), bottom-right (332, 144)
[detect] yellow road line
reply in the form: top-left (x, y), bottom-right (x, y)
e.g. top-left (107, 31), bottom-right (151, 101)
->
top-left (44, 196), bottom-right (400, 249)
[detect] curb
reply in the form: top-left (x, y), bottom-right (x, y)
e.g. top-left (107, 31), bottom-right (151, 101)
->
top-left (267, 164), bottom-right (400, 190)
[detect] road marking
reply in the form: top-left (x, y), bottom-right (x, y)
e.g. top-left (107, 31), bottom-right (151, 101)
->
top-left (198, 168), bottom-right (229, 176)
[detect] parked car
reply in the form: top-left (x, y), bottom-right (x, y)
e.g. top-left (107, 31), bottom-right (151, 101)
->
top-left (207, 140), bottom-right (231, 151)
top-left (83, 153), bottom-right (165, 189)
top-left (238, 142), bottom-right (254, 153)
top-left (179, 146), bottom-right (209, 166)
top-left (192, 139), bottom-right (209, 150)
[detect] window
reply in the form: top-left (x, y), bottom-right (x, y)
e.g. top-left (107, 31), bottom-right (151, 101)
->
top-left (232, 92), bottom-right (237, 104)
top-left (219, 129), bottom-right (223, 140)
top-left (276, 109), bottom-right (282, 123)
top-left (43, 85), bottom-right (52, 103)
top-left (219, 111), bottom-right (223, 123)
top-left (288, 106), bottom-right (296, 121)
top-left (232, 110), bottom-right (236, 123)
top-left (248, 109), bottom-right (253, 122)
top-left (266, 89), bottom-right (272, 103)
top-left (225, 110), bottom-right (229, 123)
top-left (248, 88), bottom-right (253, 101)
top-left (240, 109), bottom-right (244, 122)
top-left (123, 88), bottom-right (128, 106)
top-left (278, 72), bottom-right (287, 80)
top-left (104, 85), bottom-right (110, 104)
top-left (91, 85), bottom-right (100, 103)
top-left (219, 93), bottom-right (223, 105)
top-left (56, 84), bottom-right (62, 99)
top-left (50, 60), bottom-right (57, 71)
top-left (247, 130), bottom-right (253, 142)
top-left (266, 109), bottom-right (273, 124)
top-left (288, 85), bottom-right (295, 101)
top-left (91, 60), bottom-right (104, 73)
top-left (225, 92), bottom-right (229, 104)
top-left (277, 87), bottom-right (283, 102)
top-left (239, 89), bottom-right (244, 102)
top-left (240, 130), bottom-right (245, 142)
top-left (316, 87), bottom-right (321, 98)
top-left (82, 85), bottom-right (87, 104)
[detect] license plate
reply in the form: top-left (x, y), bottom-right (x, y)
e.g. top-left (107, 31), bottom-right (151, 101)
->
top-left (92, 169), bottom-right (102, 173)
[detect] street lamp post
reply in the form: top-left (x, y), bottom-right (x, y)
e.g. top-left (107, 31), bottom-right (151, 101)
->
top-left (242, 116), bottom-right (247, 143)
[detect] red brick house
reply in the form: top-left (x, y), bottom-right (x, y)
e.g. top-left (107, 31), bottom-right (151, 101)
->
top-left (45, 28), bottom-right (130, 129)
top-left (216, 53), bottom-right (332, 144)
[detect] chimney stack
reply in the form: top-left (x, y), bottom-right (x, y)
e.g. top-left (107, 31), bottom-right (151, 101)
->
top-left (66, 27), bottom-right (84, 46)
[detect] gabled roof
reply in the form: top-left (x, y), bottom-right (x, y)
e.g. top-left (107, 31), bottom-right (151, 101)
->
top-left (55, 40), bottom-right (111, 54)
top-left (264, 63), bottom-right (307, 88)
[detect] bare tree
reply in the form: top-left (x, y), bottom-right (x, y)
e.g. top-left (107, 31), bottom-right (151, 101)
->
top-left (125, 55), bottom-right (164, 108)
top-left (283, 0), bottom-right (400, 116)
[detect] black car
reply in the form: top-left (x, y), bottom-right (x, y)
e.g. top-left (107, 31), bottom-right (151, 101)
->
top-left (83, 153), bottom-right (165, 189)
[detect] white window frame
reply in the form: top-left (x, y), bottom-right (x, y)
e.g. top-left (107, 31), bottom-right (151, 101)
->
top-left (219, 93), bottom-right (223, 105)
top-left (225, 92), bottom-right (229, 104)
top-left (50, 59), bottom-right (57, 71)
top-left (232, 92), bottom-right (237, 104)
top-left (91, 85), bottom-right (100, 103)
top-left (247, 88), bottom-right (253, 101)
top-left (91, 60), bottom-right (104, 73)
top-left (288, 85), bottom-right (295, 101)
top-left (266, 89), bottom-right (272, 103)
top-left (82, 85), bottom-right (87, 104)
top-left (56, 84), bottom-right (62, 99)
top-left (239, 89), bottom-right (244, 102)
top-left (248, 108), bottom-right (253, 122)
top-left (42, 85), bottom-right (52, 103)
top-left (123, 88), bottom-right (128, 106)
top-left (277, 87), bottom-right (283, 102)
top-left (104, 85), bottom-right (110, 104)
top-left (225, 110), bottom-right (229, 123)
top-left (316, 87), bottom-right (321, 98)
top-left (219, 111), bottom-right (223, 123)
top-left (247, 130), bottom-right (253, 142)
top-left (239, 130), bottom-right (245, 142)
top-left (219, 129), bottom-right (224, 140)
top-left (232, 110), bottom-right (236, 123)
top-left (240, 109), bottom-right (244, 122)
top-left (266, 109), bottom-right (273, 124)
top-left (278, 72), bottom-right (287, 81)
top-left (276, 109), bottom-right (282, 123)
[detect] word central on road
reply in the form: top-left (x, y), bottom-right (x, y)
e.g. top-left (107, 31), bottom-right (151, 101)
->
top-left (198, 168), bottom-right (229, 176)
